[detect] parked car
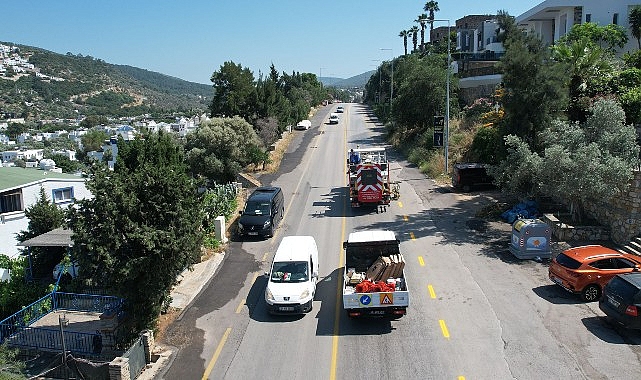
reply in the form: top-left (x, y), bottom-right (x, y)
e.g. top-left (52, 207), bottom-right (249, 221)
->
top-left (237, 187), bottom-right (284, 238)
top-left (329, 113), bottom-right (339, 124)
top-left (336, 106), bottom-right (344, 113)
top-left (549, 245), bottom-right (641, 302)
top-left (599, 272), bottom-right (641, 329)
top-left (294, 120), bottom-right (311, 130)
top-left (451, 163), bottom-right (494, 192)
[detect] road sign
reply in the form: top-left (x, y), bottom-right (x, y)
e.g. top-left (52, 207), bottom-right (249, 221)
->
top-left (433, 131), bottom-right (444, 147)
top-left (434, 115), bottom-right (444, 147)
top-left (433, 115), bottom-right (445, 131)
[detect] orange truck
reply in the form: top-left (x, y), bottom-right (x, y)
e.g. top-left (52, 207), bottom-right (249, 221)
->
top-left (347, 147), bottom-right (399, 210)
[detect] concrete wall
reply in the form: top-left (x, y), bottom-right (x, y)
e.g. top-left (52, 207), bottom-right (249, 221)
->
top-left (583, 171), bottom-right (641, 244)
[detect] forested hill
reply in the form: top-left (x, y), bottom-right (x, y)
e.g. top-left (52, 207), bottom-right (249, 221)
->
top-left (0, 42), bottom-right (212, 120)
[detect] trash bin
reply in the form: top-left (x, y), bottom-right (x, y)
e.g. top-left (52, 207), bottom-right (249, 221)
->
top-left (509, 218), bottom-right (552, 259)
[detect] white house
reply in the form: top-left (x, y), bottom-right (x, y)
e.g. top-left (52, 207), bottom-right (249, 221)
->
top-left (2, 149), bottom-right (44, 163)
top-left (0, 167), bottom-right (91, 259)
top-left (517, 0), bottom-right (640, 54)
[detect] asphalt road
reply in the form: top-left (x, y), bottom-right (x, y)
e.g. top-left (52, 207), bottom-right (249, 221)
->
top-left (159, 103), bottom-right (641, 380)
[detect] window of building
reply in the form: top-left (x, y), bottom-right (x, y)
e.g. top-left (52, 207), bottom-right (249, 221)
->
top-left (585, 14), bottom-right (591, 22)
top-left (613, 13), bottom-right (619, 25)
top-left (0, 191), bottom-right (23, 213)
top-left (52, 187), bottom-right (74, 204)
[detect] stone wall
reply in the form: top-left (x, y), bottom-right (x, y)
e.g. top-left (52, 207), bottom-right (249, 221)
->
top-left (583, 171), bottom-right (641, 245)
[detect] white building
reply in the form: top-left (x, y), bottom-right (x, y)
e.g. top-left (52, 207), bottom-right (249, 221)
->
top-left (517, 0), bottom-right (640, 54)
top-left (0, 167), bottom-right (91, 258)
top-left (2, 149), bottom-right (44, 163)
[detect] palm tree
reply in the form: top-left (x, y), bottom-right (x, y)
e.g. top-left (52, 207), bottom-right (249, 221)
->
top-left (552, 39), bottom-right (614, 123)
top-left (410, 26), bottom-right (419, 53)
top-left (399, 30), bottom-right (410, 56)
top-left (424, 1), bottom-right (440, 39)
top-left (415, 14), bottom-right (429, 51)
top-left (630, 5), bottom-right (641, 49)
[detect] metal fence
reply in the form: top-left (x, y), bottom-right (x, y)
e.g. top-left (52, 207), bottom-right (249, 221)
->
top-left (0, 291), bottom-right (124, 355)
top-left (123, 335), bottom-right (147, 379)
top-left (53, 292), bottom-right (124, 315)
top-left (3, 326), bottom-right (101, 356)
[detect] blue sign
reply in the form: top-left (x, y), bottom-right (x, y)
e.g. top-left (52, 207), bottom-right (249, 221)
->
top-left (359, 294), bottom-right (372, 305)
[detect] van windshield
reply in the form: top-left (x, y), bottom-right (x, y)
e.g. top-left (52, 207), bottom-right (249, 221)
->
top-left (244, 201), bottom-right (271, 215)
top-left (271, 261), bottom-right (309, 283)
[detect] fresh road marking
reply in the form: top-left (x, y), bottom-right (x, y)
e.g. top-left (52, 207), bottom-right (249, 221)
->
top-left (428, 284), bottom-right (436, 299)
top-left (458, 377), bottom-right (466, 380)
top-left (202, 327), bottom-right (232, 379)
top-left (330, 121), bottom-right (350, 380)
top-left (409, 231), bottom-right (416, 240)
top-left (235, 273), bottom-right (259, 314)
top-left (235, 299), bottom-right (245, 314)
top-left (439, 319), bottom-right (450, 339)
top-left (418, 256), bottom-right (425, 266)
top-left (398, 201), bottom-right (403, 208)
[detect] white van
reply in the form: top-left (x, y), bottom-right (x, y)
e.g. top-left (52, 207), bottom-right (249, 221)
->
top-left (265, 236), bottom-right (319, 314)
top-left (294, 119), bottom-right (312, 130)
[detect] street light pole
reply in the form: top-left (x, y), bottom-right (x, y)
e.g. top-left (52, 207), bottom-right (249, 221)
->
top-left (380, 48), bottom-right (394, 114)
top-left (319, 67), bottom-right (327, 88)
top-left (432, 19), bottom-right (451, 173)
top-left (371, 60), bottom-right (381, 103)
top-left (59, 314), bottom-right (69, 380)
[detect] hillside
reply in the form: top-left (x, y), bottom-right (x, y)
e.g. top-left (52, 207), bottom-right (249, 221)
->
top-left (0, 42), bottom-right (212, 121)
top-left (320, 70), bottom-right (376, 89)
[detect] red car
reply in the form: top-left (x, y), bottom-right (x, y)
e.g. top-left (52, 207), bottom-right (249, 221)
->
top-left (549, 245), bottom-right (641, 302)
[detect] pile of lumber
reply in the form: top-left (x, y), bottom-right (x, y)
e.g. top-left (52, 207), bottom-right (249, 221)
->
top-left (365, 254), bottom-right (405, 282)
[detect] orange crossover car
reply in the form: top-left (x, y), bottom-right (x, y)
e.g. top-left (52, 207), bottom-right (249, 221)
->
top-left (549, 245), bottom-right (641, 302)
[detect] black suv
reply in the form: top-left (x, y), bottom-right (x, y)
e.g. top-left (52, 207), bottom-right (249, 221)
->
top-left (451, 163), bottom-right (494, 192)
top-left (237, 187), bottom-right (284, 238)
top-left (599, 272), bottom-right (641, 329)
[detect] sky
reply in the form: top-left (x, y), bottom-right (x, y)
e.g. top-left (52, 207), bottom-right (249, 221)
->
top-left (2, 1), bottom-right (534, 85)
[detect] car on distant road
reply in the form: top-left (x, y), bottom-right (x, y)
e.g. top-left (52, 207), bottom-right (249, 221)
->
top-left (329, 113), bottom-right (339, 124)
top-left (294, 120), bottom-right (311, 130)
top-left (599, 272), bottom-right (641, 329)
top-left (336, 106), bottom-right (344, 113)
top-left (549, 245), bottom-right (641, 302)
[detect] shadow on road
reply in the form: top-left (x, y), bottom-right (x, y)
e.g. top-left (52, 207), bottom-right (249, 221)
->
top-left (531, 284), bottom-right (586, 305)
top-left (582, 316), bottom-right (641, 345)
top-left (313, 268), bottom-right (395, 336)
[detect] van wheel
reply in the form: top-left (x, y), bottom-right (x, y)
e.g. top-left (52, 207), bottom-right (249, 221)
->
top-left (582, 284), bottom-right (601, 302)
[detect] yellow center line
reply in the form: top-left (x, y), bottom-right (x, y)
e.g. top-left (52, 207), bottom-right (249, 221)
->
top-left (458, 376), bottom-right (466, 380)
top-left (428, 284), bottom-right (436, 299)
top-left (262, 252), bottom-right (269, 262)
top-left (202, 327), bottom-right (232, 379)
top-left (398, 201), bottom-right (403, 208)
top-left (235, 299), bottom-right (246, 314)
top-left (403, 214), bottom-right (408, 222)
top-left (439, 319), bottom-right (450, 339)
top-left (418, 256), bottom-right (425, 266)
top-left (330, 118), bottom-right (350, 380)
top-left (235, 273), bottom-right (259, 314)
top-left (409, 231), bottom-right (415, 240)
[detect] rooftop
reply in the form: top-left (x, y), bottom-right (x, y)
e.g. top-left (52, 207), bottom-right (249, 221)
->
top-left (0, 167), bottom-right (83, 191)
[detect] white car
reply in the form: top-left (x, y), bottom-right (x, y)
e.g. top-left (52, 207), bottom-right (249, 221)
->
top-left (294, 120), bottom-right (312, 130)
top-left (329, 113), bottom-right (339, 124)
